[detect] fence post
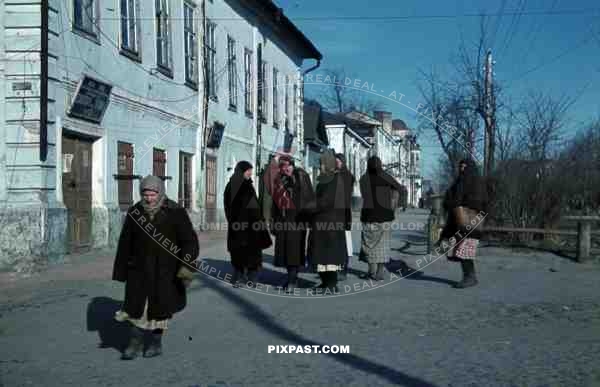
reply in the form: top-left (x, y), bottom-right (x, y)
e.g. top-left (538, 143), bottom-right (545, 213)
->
top-left (577, 220), bottom-right (591, 263)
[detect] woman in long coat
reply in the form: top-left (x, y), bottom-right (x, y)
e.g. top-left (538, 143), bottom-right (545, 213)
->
top-left (359, 156), bottom-right (404, 280)
top-left (441, 158), bottom-right (487, 288)
top-left (113, 175), bottom-right (199, 360)
top-left (224, 161), bottom-right (272, 287)
top-left (266, 155), bottom-right (315, 290)
top-left (308, 150), bottom-right (347, 292)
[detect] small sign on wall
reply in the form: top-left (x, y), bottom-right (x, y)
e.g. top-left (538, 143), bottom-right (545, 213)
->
top-left (63, 154), bottom-right (74, 173)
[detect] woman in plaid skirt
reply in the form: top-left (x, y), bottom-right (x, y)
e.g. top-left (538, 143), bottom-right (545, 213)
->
top-left (441, 159), bottom-right (487, 288)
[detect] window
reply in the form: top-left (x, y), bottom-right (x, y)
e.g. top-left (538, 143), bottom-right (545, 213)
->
top-left (259, 61), bottom-right (268, 122)
top-left (153, 148), bottom-right (167, 178)
top-left (292, 83), bottom-right (298, 135)
top-left (244, 48), bottom-right (253, 116)
top-left (73, 0), bottom-right (98, 37)
top-left (184, 2), bottom-right (198, 87)
top-left (206, 21), bottom-right (217, 99)
top-left (272, 68), bottom-right (279, 127)
top-left (284, 76), bottom-right (289, 130)
top-left (179, 152), bottom-right (193, 209)
top-left (155, 0), bottom-right (172, 74)
top-left (227, 36), bottom-right (238, 110)
top-left (117, 142), bottom-right (134, 211)
top-left (120, 0), bottom-right (140, 58)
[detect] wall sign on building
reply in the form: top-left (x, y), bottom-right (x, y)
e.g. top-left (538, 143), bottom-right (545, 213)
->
top-left (68, 75), bottom-right (112, 124)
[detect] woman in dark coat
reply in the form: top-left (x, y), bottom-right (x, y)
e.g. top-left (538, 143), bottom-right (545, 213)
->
top-left (224, 161), bottom-right (272, 287)
top-left (359, 156), bottom-right (403, 280)
top-left (266, 154), bottom-right (315, 290)
top-left (308, 150), bottom-right (348, 292)
top-left (441, 158), bottom-right (487, 288)
top-left (335, 153), bottom-right (356, 281)
top-left (113, 175), bottom-right (199, 360)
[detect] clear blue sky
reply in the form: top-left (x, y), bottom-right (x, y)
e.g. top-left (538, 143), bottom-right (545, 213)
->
top-left (276, 0), bottom-right (600, 179)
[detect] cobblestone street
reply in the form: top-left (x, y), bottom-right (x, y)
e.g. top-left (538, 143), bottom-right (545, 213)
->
top-left (1, 210), bottom-right (600, 387)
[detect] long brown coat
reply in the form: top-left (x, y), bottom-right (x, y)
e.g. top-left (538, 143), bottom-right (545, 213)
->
top-left (112, 199), bottom-right (199, 321)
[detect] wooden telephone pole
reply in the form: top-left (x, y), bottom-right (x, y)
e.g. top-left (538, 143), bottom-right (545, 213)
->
top-left (483, 49), bottom-right (496, 176)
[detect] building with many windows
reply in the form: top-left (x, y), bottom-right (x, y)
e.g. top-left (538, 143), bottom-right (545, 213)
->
top-left (0, 0), bottom-right (321, 270)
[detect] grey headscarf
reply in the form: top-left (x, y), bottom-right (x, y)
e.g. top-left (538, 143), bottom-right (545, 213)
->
top-left (140, 175), bottom-right (166, 219)
top-left (318, 149), bottom-right (338, 183)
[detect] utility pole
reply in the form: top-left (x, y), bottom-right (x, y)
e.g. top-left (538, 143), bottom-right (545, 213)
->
top-left (200, 0), bottom-right (208, 170)
top-left (483, 49), bottom-right (496, 176)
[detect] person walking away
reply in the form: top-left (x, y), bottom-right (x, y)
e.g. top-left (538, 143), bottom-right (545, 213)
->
top-left (112, 175), bottom-right (199, 360)
top-left (264, 154), bottom-right (315, 291)
top-left (308, 150), bottom-right (347, 292)
top-left (358, 156), bottom-right (404, 281)
top-left (441, 158), bottom-right (487, 288)
top-left (335, 153), bottom-right (355, 281)
top-left (224, 161), bottom-right (272, 288)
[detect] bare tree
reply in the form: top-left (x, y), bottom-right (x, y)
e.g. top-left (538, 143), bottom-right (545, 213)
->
top-left (310, 68), bottom-right (387, 114)
top-left (516, 91), bottom-right (574, 161)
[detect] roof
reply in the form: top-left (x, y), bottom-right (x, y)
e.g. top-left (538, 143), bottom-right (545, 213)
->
top-left (240, 0), bottom-right (322, 60)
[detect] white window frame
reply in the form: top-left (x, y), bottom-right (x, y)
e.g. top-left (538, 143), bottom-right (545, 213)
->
top-left (73, 0), bottom-right (99, 38)
top-left (272, 67), bottom-right (279, 128)
top-left (259, 60), bottom-right (268, 123)
top-left (244, 48), bottom-right (253, 116)
top-left (120, 0), bottom-right (141, 58)
top-left (155, 0), bottom-right (173, 74)
top-left (184, 1), bottom-right (198, 87)
top-left (206, 20), bottom-right (217, 99)
top-left (227, 35), bottom-right (238, 110)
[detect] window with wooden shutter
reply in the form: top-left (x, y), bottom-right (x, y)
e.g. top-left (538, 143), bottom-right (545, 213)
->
top-left (117, 142), bottom-right (134, 210)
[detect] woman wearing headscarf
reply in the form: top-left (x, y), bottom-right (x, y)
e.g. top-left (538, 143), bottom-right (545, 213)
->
top-left (265, 154), bottom-right (315, 291)
top-left (335, 153), bottom-right (356, 281)
top-left (359, 156), bottom-right (403, 280)
top-left (441, 158), bottom-right (487, 288)
top-left (224, 161), bottom-right (272, 287)
top-left (307, 150), bottom-right (347, 292)
top-left (113, 175), bottom-right (199, 360)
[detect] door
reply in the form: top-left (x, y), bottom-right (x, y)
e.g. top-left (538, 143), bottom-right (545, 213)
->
top-left (62, 135), bottom-right (93, 250)
top-left (205, 155), bottom-right (217, 223)
top-left (117, 141), bottom-right (134, 211)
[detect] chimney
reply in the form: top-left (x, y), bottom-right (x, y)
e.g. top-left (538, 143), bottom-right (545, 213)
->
top-left (374, 111), bottom-right (392, 134)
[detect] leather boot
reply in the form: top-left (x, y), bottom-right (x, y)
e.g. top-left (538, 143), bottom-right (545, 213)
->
top-left (360, 263), bottom-right (377, 280)
top-left (284, 266), bottom-right (299, 291)
top-left (231, 268), bottom-right (243, 288)
top-left (121, 325), bottom-right (144, 360)
top-left (143, 329), bottom-right (163, 358)
top-left (375, 263), bottom-right (386, 281)
top-left (246, 269), bottom-right (258, 288)
top-left (454, 260), bottom-right (478, 288)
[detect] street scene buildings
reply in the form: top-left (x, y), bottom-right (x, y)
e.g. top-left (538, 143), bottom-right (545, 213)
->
top-left (0, 0), bottom-right (421, 270)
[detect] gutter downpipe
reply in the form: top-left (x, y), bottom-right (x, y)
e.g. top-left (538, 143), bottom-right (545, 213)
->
top-left (301, 59), bottom-right (321, 172)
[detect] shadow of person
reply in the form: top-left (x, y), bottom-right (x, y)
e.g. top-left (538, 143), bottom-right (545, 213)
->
top-left (86, 297), bottom-right (129, 353)
top-left (197, 258), bottom-right (317, 289)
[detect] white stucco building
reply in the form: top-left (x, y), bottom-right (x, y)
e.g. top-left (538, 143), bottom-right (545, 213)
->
top-left (0, 0), bottom-right (321, 270)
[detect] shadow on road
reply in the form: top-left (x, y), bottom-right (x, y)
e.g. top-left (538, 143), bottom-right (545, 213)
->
top-left (198, 258), bottom-right (318, 289)
top-left (197, 274), bottom-right (441, 387)
top-left (86, 297), bottom-right (129, 353)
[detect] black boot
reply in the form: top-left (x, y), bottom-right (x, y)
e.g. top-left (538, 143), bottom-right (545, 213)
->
top-left (231, 268), bottom-right (243, 288)
top-left (375, 263), bottom-right (386, 281)
top-left (327, 271), bottom-right (339, 293)
top-left (313, 272), bottom-right (328, 289)
top-left (360, 263), bottom-right (377, 280)
top-left (246, 269), bottom-right (258, 288)
top-left (121, 325), bottom-right (144, 360)
top-left (143, 329), bottom-right (163, 358)
top-left (284, 266), bottom-right (299, 291)
top-left (338, 257), bottom-right (349, 281)
top-left (454, 260), bottom-right (478, 288)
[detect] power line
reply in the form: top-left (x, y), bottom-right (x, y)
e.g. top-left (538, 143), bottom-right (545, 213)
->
top-left (6, 8), bottom-right (600, 21)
